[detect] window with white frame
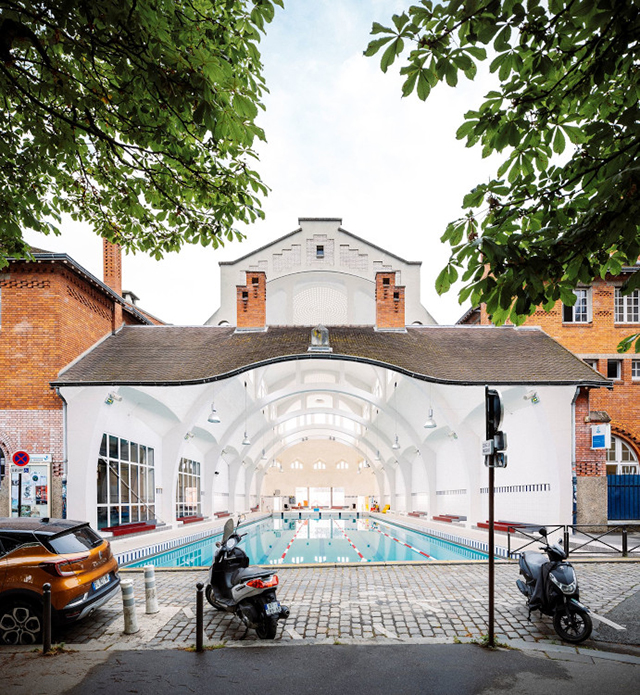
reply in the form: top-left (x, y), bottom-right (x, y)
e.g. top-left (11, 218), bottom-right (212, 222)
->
top-left (583, 358), bottom-right (599, 372)
top-left (97, 434), bottom-right (155, 530)
top-left (632, 360), bottom-right (640, 380)
top-left (176, 457), bottom-right (201, 518)
top-left (606, 436), bottom-right (639, 475)
top-left (291, 460), bottom-right (303, 470)
top-left (562, 288), bottom-right (590, 323)
top-left (607, 359), bottom-right (622, 380)
top-left (313, 460), bottom-right (326, 470)
top-left (336, 460), bottom-right (349, 470)
top-left (614, 288), bottom-right (640, 323)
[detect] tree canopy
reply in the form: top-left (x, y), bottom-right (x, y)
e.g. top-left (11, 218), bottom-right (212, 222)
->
top-left (366, 0), bottom-right (639, 343)
top-left (0, 0), bottom-right (282, 267)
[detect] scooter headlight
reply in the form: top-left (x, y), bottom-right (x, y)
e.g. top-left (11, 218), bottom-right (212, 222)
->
top-left (226, 537), bottom-right (237, 550)
top-left (549, 572), bottom-right (577, 594)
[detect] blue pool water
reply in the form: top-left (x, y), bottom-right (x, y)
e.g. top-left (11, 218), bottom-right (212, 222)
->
top-left (128, 517), bottom-right (489, 568)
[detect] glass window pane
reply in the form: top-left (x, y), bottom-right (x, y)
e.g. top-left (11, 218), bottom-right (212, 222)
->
top-left (99, 434), bottom-right (107, 457)
top-left (109, 506), bottom-right (120, 527)
top-left (97, 459), bottom-right (108, 504)
top-left (147, 448), bottom-right (154, 468)
top-left (140, 445), bottom-right (147, 465)
top-left (120, 439), bottom-right (129, 461)
top-left (109, 435), bottom-right (119, 459)
top-left (131, 506), bottom-right (139, 523)
top-left (109, 462), bottom-right (119, 503)
top-left (98, 507), bottom-right (108, 530)
top-left (130, 444), bottom-right (138, 464)
top-left (131, 466), bottom-right (139, 502)
top-left (120, 463), bottom-right (130, 503)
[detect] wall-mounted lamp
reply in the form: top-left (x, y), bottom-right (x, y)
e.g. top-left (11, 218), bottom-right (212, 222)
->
top-left (214, 471), bottom-right (220, 476)
top-left (447, 430), bottom-right (458, 440)
top-left (105, 392), bottom-right (122, 405)
top-left (184, 431), bottom-right (195, 440)
top-left (524, 390), bottom-right (540, 404)
top-left (423, 408), bottom-right (437, 429)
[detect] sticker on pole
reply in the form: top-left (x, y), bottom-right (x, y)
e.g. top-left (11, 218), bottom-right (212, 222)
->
top-left (12, 451), bottom-right (30, 467)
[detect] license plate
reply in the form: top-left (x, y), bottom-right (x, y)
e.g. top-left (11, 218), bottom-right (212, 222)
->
top-left (93, 574), bottom-right (111, 591)
top-left (264, 601), bottom-right (281, 616)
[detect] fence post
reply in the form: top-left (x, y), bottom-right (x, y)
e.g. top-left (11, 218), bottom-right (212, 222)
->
top-left (42, 583), bottom-right (52, 655)
top-left (622, 527), bottom-right (628, 557)
top-left (196, 582), bottom-right (204, 652)
top-left (144, 565), bottom-right (159, 614)
top-left (563, 527), bottom-right (570, 557)
top-left (121, 579), bottom-right (139, 634)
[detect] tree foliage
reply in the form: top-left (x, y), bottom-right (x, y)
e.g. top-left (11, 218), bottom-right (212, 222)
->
top-left (366, 0), bottom-right (640, 348)
top-left (0, 0), bottom-right (282, 267)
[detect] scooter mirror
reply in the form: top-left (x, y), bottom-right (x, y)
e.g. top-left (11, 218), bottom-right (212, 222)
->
top-left (538, 527), bottom-right (547, 537)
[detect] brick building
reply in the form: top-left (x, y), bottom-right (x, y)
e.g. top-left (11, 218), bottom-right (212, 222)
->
top-left (0, 242), bottom-right (163, 518)
top-left (459, 264), bottom-right (640, 522)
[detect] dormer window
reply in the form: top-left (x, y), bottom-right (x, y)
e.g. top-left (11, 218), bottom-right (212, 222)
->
top-left (316, 245), bottom-right (324, 259)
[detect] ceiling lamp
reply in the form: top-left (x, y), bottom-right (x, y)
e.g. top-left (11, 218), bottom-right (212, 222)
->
top-left (208, 403), bottom-right (221, 424)
top-left (423, 408), bottom-right (437, 429)
top-left (392, 435), bottom-right (400, 450)
top-left (242, 431), bottom-right (251, 446)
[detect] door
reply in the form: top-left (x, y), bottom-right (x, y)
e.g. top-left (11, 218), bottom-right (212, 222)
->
top-left (607, 475), bottom-right (640, 521)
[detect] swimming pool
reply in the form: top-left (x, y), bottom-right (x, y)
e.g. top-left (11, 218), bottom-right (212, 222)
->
top-left (127, 517), bottom-right (489, 568)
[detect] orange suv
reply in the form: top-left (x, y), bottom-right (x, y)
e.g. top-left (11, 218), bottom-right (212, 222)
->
top-left (0, 517), bottom-right (120, 644)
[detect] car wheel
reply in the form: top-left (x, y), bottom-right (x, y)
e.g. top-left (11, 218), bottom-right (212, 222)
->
top-left (0, 600), bottom-right (43, 645)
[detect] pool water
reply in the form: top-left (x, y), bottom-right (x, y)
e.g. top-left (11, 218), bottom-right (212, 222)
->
top-left (128, 517), bottom-right (488, 568)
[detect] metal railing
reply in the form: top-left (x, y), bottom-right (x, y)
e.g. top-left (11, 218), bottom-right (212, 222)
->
top-left (507, 524), bottom-right (640, 559)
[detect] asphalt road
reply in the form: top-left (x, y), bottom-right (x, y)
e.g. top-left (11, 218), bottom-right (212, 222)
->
top-left (5, 643), bottom-right (638, 695)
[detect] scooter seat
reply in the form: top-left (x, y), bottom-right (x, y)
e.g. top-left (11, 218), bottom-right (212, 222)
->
top-left (521, 551), bottom-right (546, 581)
top-left (232, 566), bottom-right (275, 585)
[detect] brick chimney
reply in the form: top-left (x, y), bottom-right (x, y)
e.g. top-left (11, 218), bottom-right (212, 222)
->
top-left (236, 271), bottom-right (266, 329)
top-left (103, 239), bottom-right (123, 329)
top-left (375, 271), bottom-right (405, 330)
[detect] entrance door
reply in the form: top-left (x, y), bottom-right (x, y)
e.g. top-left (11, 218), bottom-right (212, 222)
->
top-left (10, 463), bottom-right (51, 518)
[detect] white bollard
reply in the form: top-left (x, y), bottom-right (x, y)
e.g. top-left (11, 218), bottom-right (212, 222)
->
top-left (120, 579), bottom-right (139, 634)
top-left (144, 564), bottom-right (159, 614)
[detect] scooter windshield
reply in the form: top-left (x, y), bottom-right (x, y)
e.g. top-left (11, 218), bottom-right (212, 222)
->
top-left (222, 518), bottom-right (235, 544)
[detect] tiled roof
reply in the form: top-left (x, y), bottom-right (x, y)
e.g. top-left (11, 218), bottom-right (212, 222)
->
top-left (53, 325), bottom-right (610, 387)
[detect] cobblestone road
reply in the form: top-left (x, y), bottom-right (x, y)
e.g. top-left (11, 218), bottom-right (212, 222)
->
top-left (53, 561), bottom-right (639, 650)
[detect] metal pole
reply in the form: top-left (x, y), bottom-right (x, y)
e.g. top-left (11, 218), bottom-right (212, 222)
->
top-left (42, 583), bottom-right (52, 655)
top-left (196, 582), bottom-right (204, 652)
top-left (486, 385), bottom-right (495, 648)
top-left (622, 527), bottom-right (628, 557)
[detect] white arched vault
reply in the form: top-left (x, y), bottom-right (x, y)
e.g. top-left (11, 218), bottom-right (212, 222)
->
top-left (60, 347), bottom-right (583, 529)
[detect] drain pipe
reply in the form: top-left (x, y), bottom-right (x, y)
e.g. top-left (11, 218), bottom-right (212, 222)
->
top-left (571, 387), bottom-right (580, 527)
top-left (54, 387), bottom-right (68, 519)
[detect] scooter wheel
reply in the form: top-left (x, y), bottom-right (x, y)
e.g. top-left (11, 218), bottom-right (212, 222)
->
top-left (256, 616), bottom-right (278, 640)
top-left (553, 607), bottom-right (592, 643)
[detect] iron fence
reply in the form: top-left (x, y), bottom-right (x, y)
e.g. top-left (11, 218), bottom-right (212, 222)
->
top-left (506, 524), bottom-right (640, 559)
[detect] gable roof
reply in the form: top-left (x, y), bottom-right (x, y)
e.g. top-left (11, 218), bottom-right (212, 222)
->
top-left (53, 325), bottom-right (610, 388)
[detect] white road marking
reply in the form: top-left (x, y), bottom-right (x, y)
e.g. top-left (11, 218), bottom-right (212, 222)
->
top-left (373, 622), bottom-right (398, 639)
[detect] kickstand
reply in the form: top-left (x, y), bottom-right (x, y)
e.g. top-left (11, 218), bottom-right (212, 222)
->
top-left (239, 624), bottom-right (250, 640)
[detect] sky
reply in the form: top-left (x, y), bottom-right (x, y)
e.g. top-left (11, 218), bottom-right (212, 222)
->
top-left (24, 0), bottom-right (499, 326)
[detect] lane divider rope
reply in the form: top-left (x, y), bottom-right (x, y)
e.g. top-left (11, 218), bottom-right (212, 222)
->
top-left (334, 521), bottom-right (368, 561)
top-left (280, 519), bottom-right (309, 562)
top-left (372, 523), bottom-right (434, 560)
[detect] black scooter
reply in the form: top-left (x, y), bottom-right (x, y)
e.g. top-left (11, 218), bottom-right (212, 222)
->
top-left (205, 517), bottom-right (289, 639)
top-left (516, 527), bottom-right (592, 643)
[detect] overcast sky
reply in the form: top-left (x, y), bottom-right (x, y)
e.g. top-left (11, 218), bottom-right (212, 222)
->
top-left (24, 0), bottom-right (498, 326)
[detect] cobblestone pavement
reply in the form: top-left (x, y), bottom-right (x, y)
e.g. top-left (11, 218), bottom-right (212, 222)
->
top-left (48, 561), bottom-right (639, 650)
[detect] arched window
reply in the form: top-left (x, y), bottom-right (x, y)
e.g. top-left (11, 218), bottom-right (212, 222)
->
top-left (313, 460), bottom-right (326, 470)
top-left (291, 460), bottom-right (303, 470)
top-left (176, 458), bottom-right (201, 518)
top-left (336, 460), bottom-right (348, 470)
top-left (606, 436), bottom-right (639, 475)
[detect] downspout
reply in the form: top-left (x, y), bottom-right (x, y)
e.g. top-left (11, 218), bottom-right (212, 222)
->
top-left (571, 386), bottom-right (580, 526)
top-left (55, 387), bottom-right (68, 519)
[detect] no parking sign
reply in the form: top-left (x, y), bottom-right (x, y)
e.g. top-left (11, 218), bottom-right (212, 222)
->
top-left (12, 451), bottom-right (30, 467)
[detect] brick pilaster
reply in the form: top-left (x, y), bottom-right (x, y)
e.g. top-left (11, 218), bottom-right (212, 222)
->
top-left (375, 272), bottom-right (405, 330)
top-left (236, 271), bottom-right (266, 329)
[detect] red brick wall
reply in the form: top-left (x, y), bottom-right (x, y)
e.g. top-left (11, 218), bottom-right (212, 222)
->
top-left (236, 271), bottom-right (266, 328)
top-left (574, 388), bottom-right (607, 477)
top-left (0, 262), bottom-right (115, 410)
top-left (375, 272), bottom-right (405, 329)
top-left (476, 276), bottom-right (640, 462)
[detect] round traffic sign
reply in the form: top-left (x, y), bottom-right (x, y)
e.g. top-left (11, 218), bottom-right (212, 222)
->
top-left (12, 451), bottom-right (30, 467)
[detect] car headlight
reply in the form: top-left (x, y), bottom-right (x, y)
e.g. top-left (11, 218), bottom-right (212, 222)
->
top-left (549, 573), bottom-right (577, 594)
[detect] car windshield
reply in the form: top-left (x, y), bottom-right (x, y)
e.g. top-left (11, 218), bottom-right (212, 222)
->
top-left (47, 526), bottom-right (103, 554)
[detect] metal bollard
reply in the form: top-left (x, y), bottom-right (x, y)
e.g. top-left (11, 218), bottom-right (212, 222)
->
top-left (121, 579), bottom-right (139, 634)
top-left (196, 582), bottom-right (204, 652)
top-left (144, 565), bottom-right (159, 614)
top-left (42, 583), bottom-right (52, 655)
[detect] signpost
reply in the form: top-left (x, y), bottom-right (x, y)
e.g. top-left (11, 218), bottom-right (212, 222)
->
top-left (12, 451), bottom-right (30, 467)
top-left (484, 386), bottom-right (507, 648)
